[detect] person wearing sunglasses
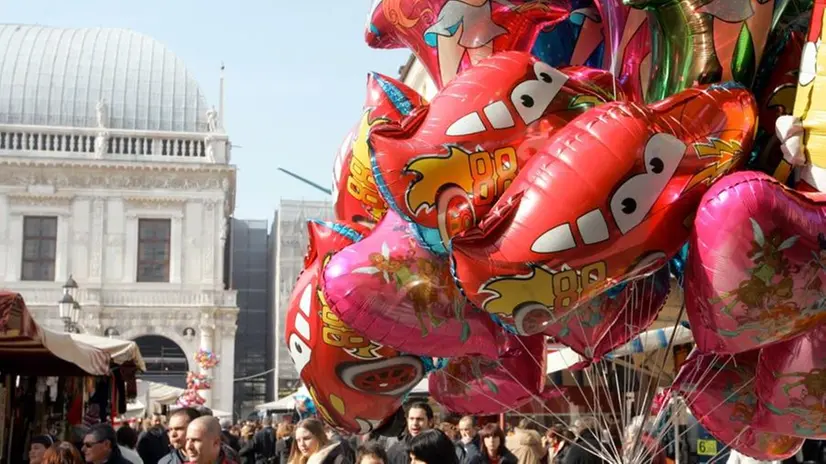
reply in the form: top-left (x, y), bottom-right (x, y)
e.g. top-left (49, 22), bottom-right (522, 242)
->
top-left (82, 424), bottom-right (131, 464)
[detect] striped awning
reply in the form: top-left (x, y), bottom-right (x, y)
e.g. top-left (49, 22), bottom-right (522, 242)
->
top-left (0, 291), bottom-right (110, 376)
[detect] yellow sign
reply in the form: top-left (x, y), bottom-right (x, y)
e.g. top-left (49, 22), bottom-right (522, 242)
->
top-left (697, 439), bottom-right (718, 456)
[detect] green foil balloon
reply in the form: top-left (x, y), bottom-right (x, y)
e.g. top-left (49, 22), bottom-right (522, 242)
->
top-left (624, 0), bottom-right (792, 102)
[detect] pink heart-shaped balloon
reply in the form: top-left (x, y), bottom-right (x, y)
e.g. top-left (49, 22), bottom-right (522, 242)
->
top-left (428, 333), bottom-right (546, 414)
top-left (687, 171), bottom-right (826, 354)
top-left (323, 210), bottom-right (502, 359)
top-left (753, 325), bottom-right (826, 438)
top-left (673, 350), bottom-right (803, 460)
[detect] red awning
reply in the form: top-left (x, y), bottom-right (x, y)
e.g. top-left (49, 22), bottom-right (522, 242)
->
top-left (0, 291), bottom-right (110, 376)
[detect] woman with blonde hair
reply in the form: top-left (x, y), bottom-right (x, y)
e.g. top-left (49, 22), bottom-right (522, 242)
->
top-left (289, 418), bottom-right (354, 464)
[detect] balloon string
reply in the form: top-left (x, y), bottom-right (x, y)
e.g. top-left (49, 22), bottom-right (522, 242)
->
top-left (437, 369), bottom-right (615, 462)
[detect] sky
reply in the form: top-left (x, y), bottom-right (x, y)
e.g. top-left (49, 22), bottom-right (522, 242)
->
top-left (4, 0), bottom-right (411, 221)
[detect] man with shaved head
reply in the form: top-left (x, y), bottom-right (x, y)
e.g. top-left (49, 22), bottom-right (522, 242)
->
top-left (185, 416), bottom-right (238, 464)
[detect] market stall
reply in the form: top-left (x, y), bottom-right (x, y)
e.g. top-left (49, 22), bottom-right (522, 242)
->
top-left (0, 291), bottom-right (145, 463)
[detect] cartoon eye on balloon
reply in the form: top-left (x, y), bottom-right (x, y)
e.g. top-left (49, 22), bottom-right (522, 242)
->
top-left (451, 83), bottom-right (757, 325)
top-left (370, 52), bottom-right (620, 253)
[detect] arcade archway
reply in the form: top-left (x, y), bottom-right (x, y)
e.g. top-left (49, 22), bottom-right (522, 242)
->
top-left (134, 335), bottom-right (189, 389)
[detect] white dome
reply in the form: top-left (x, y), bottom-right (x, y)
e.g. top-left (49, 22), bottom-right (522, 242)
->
top-left (0, 24), bottom-right (211, 132)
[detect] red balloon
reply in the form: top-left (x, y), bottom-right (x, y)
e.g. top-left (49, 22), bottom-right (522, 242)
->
top-left (673, 350), bottom-right (804, 460)
top-left (365, 0), bottom-right (569, 88)
top-left (542, 267), bottom-right (671, 357)
top-left (284, 220), bottom-right (426, 434)
top-left (333, 72), bottom-right (426, 224)
top-left (428, 333), bottom-right (546, 414)
top-left (753, 326), bottom-right (826, 438)
top-left (686, 171), bottom-right (826, 354)
top-left (451, 83), bottom-right (756, 325)
top-left (322, 210), bottom-right (502, 359)
top-left (371, 51), bottom-right (620, 247)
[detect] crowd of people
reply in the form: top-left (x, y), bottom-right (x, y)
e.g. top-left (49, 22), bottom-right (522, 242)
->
top-left (31, 401), bottom-right (826, 464)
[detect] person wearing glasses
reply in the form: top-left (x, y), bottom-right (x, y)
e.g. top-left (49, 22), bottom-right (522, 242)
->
top-left (82, 424), bottom-right (132, 464)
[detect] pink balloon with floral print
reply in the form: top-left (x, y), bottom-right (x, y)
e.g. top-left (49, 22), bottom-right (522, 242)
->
top-left (753, 325), bottom-right (826, 438)
top-left (686, 171), bottom-right (826, 355)
top-left (672, 350), bottom-right (803, 460)
top-left (322, 210), bottom-right (502, 359)
top-left (428, 333), bottom-right (546, 414)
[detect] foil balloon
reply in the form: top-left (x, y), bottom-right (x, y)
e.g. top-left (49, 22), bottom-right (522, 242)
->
top-left (545, 267), bottom-right (671, 357)
top-left (673, 350), bottom-right (804, 460)
top-left (451, 83), bottom-right (757, 326)
top-left (323, 210), bottom-right (501, 358)
top-left (753, 325), bottom-right (826, 438)
top-left (751, 24), bottom-right (806, 174)
top-left (370, 51), bottom-right (621, 253)
top-left (333, 72), bottom-right (426, 224)
top-left (686, 172), bottom-right (826, 355)
top-left (595, 0), bottom-right (652, 103)
top-left (531, 2), bottom-right (606, 69)
top-left (625, 0), bottom-right (790, 102)
top-left (428, 333), bottom-right (546, 414)
top-left (285, 220), bottom-right (426, 434)
top-left (365, 0), bottom-right (569, 87)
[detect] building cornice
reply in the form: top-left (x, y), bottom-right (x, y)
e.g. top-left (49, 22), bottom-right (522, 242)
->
top-left (0, 158), bottom-right (237, 216)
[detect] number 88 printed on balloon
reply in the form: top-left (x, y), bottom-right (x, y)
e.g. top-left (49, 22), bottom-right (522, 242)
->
top-left (451, 83), bottom-right (758, 334)
top-left (370, 51), bottom-right (622, 253)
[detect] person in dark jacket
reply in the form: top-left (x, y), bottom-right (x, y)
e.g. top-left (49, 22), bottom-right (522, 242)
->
top-left (476, 424), bottom-right (516, 464)
top-left (387, 403), bottom-right (434, 464)
top-left (274, 423), bottom-right (294, 464)
top-left (408, 429), bottom-right (459, 464)
top-left (239, 416), bottom-right (277, 463)
top-left (159, 408), bottom-right (201, 464)
top-left (220, 419), bottom-right (242, 453)
top-left (455, 417), bottom-right (481, 464)
top-left (563, 420), bottom-right (605, 464)
top-left (82, 423), bottom-right (132, 464)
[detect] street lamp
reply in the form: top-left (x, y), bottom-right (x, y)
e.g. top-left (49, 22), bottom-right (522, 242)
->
top-left (63, 275), bottom-right (78, 299)
top-left (59, 276), bottom-right (81, 333)
top-left (58, 293), bottom-right (75, 333)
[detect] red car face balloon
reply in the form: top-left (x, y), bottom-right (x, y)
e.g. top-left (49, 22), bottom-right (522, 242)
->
top-left (451, 83), bottom-right (757, 328)
top-left (543, 266), bottom-right (671, 357)
top-left (371, 51), bottom-right (621, 249)
top-left (285, 220), bottom-right (426, 434)
top-left (323, 210), bottom-right (502, 359)
top-left (428, 333), bottom-right (546, 414)
top-left (365, 0), bottom-right (569, 87)
top-left (753, 325), bottom-right (826, 438)
top-left (673, 350), bottom-right (804, 461)
top-left (686, 171), bottom-right (826, 355)
top-left (333, 72), bottom-right (426, 224)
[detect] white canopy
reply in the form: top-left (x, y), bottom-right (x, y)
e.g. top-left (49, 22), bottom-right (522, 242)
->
top-left (256, 386), bottom-right (310, 411)
top-left (546, 325), bottom-right (694, 374)
top-left (72, 333), bottom-right (146, 371)
top-left (137, 379), bottom-right (185, 405)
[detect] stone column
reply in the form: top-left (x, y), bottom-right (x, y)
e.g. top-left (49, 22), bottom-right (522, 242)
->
top-left (199, 310), bottom-right (216, 408)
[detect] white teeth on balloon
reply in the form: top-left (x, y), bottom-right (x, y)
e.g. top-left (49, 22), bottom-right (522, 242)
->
top-left (294, 313), bottom-right (311, 341)
top-left (799, 42), bottom-right (818, 86)
top-left (446, 112), bottom-right (486, 136)
top-left (577, 209), bottom-right (610, 244)
top-left (531, 223), bottom-right (576, 253)
top-left (484, 101), bottom-right (515, 129)
top-left (298, 285), bottom-right (313, 316)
